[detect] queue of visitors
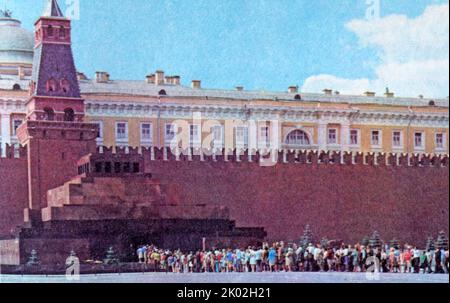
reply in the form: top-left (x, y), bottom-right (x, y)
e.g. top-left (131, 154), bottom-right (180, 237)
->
top-left (135, 241), bottom-right (449, 274)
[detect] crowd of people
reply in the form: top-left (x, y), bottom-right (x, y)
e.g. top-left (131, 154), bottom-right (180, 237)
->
top-left (135, 241), bottom-right (449, 274)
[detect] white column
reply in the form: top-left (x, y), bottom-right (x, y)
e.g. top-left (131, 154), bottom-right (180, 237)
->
top-left (318, 122), bottom-right (327, 152)
top-left (341, 123), bottom-right (350, 152)
top-left (248, 120), bottom-right (257, 151)
top-left (1, 113), bottom-right (11, 157)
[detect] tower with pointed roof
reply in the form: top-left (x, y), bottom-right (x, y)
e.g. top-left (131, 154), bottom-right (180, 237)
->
top-left (17, 0), bottom-right (98, 218)
top-left (27, 0), bottom-right (83, 121)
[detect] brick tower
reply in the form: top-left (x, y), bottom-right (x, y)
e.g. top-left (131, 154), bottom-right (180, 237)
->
top-left (17, 0), bottom-right (98, 223)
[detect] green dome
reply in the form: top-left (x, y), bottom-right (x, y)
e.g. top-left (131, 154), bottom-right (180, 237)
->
top-left (0, 17), bottom-right (34, 65)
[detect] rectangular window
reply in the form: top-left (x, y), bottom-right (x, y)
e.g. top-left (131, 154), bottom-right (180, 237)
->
top-left (115, 122), bottom-right (128, 142)
top-left (392, 131), bottom-right (402, 148)
top-left (92, 121), bottom-right (103, 140)
top-left (235, 126), bottom-right (249, 148)
top-left (350, 130), bottom-right (359, 145)
top-left (328, 129), bottom-right (337, 144)
top-left (435, 133), bottom-right (445, 149)
top-left (212, 125), bottom-right (223, 148)
top-left (165, 123), bottom-right (177, 145)
top-left (189, 124), bottom-right (201, 147)
top-left (140, 123), bottom-right (152, 144)
top-left (371, 130), bottom-right (381, 147)
top-left (12, 119), bottom-right (23, 136)
top-left (414, 132), bottom-right (424, 149)
top-left (260, 126), bottom-right (270, 147)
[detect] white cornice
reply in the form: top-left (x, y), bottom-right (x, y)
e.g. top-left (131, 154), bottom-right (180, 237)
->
top-left (84, 100), bottom-right (449, 128)
top-left (0, 98), bottom-right (27, 112)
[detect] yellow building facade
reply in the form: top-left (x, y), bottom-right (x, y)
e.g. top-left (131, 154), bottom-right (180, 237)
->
top-left (1, 70), bottom-right (449, 157)
top-left (77, 72), bottom-right (448, 155)
top-left (0, 13), bottom-right (448, 156)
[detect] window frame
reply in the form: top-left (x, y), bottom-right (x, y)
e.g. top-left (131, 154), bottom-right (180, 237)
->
top-left (235, 125), bottom-right (249, 148)
top-left (370, 129), bottom-right (382, 148)
top-left (59, 26), bottom-right (66, 39)
top-left (164, 122), bottom-right (178, 146)
top-left (435, 132), bottom-right (446, 151)
top-left (47, 25), bottom-right (54, 38)
top-left (212, 124), bottom-right (224, 149)
top-left (259, 125), bottom-right (270, 148)
top-left (91, 121), bottom-right (104, 143)
top-left (327, 128), bottom-right (338, 145)
top-left (285, 129), bottom-right (311, 147)
top-left (140, 122), bottom-right (153, 145)
top-left (115, 121), bottom-right (129, 144)
top-left (392, 130), bottom-right (403, 150)
top-left (189, 123), bottom-right (202, 147)
top-left (349, 129), bottom-right (360, 147)
top-left (12, 119), bottom-right (23, 136)
top-left (413, 131), bottom-right (425, 151)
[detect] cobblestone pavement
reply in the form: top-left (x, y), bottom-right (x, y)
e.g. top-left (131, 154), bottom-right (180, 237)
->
top-left (1, 272), bottom-right (448, 283)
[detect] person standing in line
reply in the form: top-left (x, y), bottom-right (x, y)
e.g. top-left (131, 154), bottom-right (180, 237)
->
top-left (412, 247), bottom-right (421, 273)
top-left (419, 250), bottom-right (429, 274)
top-left (425, 249), bottom-right (433, 274)
top-left (439, 248), bottom-right (448, 274)
top-left (352, 246), bottom-right (359, 272)
top-left (136, 246), bottom-right (144, 263)
top-left (295, 246), bottom-right (304, 272)
top-left (268, 247), bottom-right (277, 272)
top-left (249, 247), bottom-right (257, 272)
top-left (343, 245), bottom-right (350, 272)
top-left (389, 248), bottom-right (396, 273)
top-left (404, 248), bottom-right (412, 273)
top-left (399, 249), bottom-right (406, 273)
top-left (235, 249), bottom-right (242, 272)
top-left (221, 250), bottom-right (227, 272)
top-left (215, 250), bottom-right (221, 273)
top-left (262, 245), bottom-right (269, 272)
top-left (327, 247), bottom-right (335, 272)
top-left (285, 248), bottom-right (295, 272)
top-left (255, 246), bottom-right (263, 272)
top-left (434, 248), bottom-right (442, 273)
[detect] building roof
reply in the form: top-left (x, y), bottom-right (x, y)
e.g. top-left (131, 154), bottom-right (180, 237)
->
top-left (42, 0), bottom-right (64, 18)
top-left (0, 17), bottom-right (34, 65)
top-left (79, 79), bottom-right (449, 108)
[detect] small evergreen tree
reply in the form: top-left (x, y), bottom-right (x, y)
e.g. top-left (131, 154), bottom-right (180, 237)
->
top-left (300, 224), bottom-right (314, 248)
top-left (369, 231), bottom-right (382, 249)
top-left (361, 235), bottom-right (369, 247)
top-left (27, 249), bottom-right (40, 266)
top-left (103, 246), bottom-right (120, 265)
top-left (435, 231), bottom-right (448, 250)
top-left (425, 236), bottom-right (435, 251)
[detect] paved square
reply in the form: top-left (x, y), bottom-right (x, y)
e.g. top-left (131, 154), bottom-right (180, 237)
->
top-left (1, 272), bottom-right (448, 283)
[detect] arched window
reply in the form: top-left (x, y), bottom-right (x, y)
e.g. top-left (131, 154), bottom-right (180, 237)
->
top-left (46, 78), bottom-right (57, 92)
top-left (12, 84), bottom-right (21, 91)
top-left (429, 100), bottom-right (436, 106)
top-left (286, 130), bottom-right (310, 146)
top-left (294, 94), bottom-right (302, 100)
top-left (47, 25), bottom-right (54, 37)
top-left (60, 79), bottom-right (70, 93)
top-left (158, 89), bottom-right (167, 96)
top-left (59, 27), bottom-right (66, 39)
top-left (64, 108), bottom-right (75, 122)
top-left (43, 107), bottom-right (55, 121)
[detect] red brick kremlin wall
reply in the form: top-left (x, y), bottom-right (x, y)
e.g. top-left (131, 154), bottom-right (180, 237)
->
top-left (0, 145), bottom-right (28, 237)
top-left (0, 144), bottom-right (448, 247)
top-left (144, 149), bottom-right (449, 246)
